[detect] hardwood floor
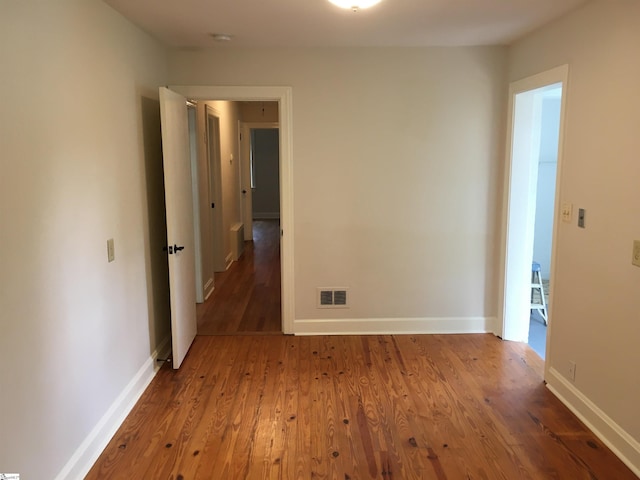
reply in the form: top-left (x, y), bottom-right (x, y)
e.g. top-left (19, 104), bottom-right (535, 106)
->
top-left (197, 220), bottom-right (281, 335)
top-left (86, 334), bottom-right (636, 479)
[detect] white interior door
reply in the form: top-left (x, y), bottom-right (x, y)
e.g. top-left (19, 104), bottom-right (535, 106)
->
top-left (159, 87), bottom-right (197, 369)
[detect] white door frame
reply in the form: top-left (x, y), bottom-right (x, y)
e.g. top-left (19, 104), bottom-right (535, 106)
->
top-left (498, 65), bottom-right (568, 365)
top-left (171, 86), bottom-right (294, 335)
top-left (240, 121), bottom-right (279, 241)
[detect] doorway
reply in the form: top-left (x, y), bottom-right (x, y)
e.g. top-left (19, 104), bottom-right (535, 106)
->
top-left (172, 87), bottom-right (294, 333)
top-left (196, 107), bottom-right (282, 334)
top-left (240, 122), bottom-right (280, 241)
top-left (500, 66), bottom-right (568, 364)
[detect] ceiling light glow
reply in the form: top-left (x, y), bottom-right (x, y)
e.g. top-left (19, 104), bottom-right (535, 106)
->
top-left (328, 0), bottom-right (382, 12)
top-left (210, 33), bottom-right (232, 42)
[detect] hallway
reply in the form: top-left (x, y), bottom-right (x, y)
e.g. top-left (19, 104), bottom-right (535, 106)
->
top-left (196, 220), bottom-right (282, 335)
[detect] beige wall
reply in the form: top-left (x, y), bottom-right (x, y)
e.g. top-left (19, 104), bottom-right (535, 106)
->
top-left (195, 100), bottom-right (242, 274)
top-left (168, 47), bottom-right (507, 323)
top-left (0, 0), bottom-right (168, 478)
top-left (240, 101), bottom-right (279, 123)
top-left (205, 101), bottom-right (242, 264)
top-left (509, 0), bottom-right (640, 468)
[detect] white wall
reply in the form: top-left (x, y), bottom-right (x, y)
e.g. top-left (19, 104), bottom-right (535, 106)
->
top-left (168, 48), bottom-right (507, 327)
top-left (533, 96), bottom-right (561, 279)
top-left (0, 1), bottom-right (168, 478)
top-left (509, 0), bottom-right (640, 471)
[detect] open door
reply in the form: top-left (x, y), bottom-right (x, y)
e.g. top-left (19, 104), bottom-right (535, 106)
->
top-left (159, 87), bottom-right (197, 369)
top-left (500, 65), bottom-right (567, 350)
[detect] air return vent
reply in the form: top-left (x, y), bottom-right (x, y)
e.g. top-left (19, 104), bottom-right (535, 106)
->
top-left (317, 288), bottom-right (349, 309)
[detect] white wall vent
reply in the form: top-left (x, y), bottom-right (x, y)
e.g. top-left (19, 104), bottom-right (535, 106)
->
top-left (230, 223), bottom-right (244, 261)
top-left (317, 287), bottom-right (349, 308)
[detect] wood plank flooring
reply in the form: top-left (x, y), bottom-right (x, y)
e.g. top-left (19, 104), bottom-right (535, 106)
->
top-left (197, 220), bottom-right (281, 335)
top-left (86, 334), bottom-right (636, 479)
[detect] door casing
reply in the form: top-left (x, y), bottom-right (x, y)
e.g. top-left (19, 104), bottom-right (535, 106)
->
top-left (498, 66), bottom-right (569, 375)
top-left (171, 86), bottom-right (294, 335)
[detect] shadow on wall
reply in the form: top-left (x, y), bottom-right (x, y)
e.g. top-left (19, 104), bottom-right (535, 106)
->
top-left (140, 95), bottom-right (171, 355)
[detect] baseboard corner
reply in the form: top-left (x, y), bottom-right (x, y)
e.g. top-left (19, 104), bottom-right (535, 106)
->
top-left (54, 335), bottom-right (171, 480)
top-left (546, 367), bottom-right (640, 477)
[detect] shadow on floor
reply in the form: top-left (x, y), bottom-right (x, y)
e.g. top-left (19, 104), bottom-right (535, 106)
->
top-left (528, 310), bottom-right (547, 359)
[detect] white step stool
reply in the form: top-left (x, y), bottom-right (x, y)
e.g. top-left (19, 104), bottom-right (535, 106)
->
top-left (531, 262), bottom-right (547, 325)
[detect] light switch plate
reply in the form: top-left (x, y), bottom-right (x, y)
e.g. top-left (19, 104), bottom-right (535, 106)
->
top-left (561, 202), bottom-right (572, 223)
top-left (633, 240), bottom-right (640, 268)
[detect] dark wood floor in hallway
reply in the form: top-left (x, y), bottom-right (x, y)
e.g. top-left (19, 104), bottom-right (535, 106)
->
top-left (197, 220), bottom-right (281, 335)
top-left (86, 334), bottom-right (636, 479)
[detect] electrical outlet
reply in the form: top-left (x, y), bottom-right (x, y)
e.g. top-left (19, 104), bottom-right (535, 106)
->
top-left (633, 240), bottom-right (640, 268)
top-left (568, 361), bottom-right (576, 381)
top-left (107, 238), bottom-right (115, 263)
top-left (561, 202), bottom-right (572, 223)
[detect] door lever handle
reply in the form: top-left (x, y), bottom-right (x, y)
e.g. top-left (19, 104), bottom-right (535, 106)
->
top-left (174, 244), bottom-right (185, 252)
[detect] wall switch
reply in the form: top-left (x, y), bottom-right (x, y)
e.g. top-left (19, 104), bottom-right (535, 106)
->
top-left (568, 361), bottom-right (576, 381)
top-left (561, 202), bottom-right (573, 223)
top-left (633, 240), bottom-right (640, 267)
top-left (578, 208), bottom-right (586, 228)
top-left (107, 238), bottom-right (115, 263)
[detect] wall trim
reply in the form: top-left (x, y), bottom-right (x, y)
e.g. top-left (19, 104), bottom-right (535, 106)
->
top-left (54, 336), bottom-right (171, 480)
top-left (203, 277), bottom-right (214, 300)
top-left (546, 367), bottom-right (640, 477)
top-left (293, 317), bottom-right (497, 336)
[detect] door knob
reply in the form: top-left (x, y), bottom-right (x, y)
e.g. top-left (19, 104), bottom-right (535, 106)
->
top-left (242, 189), bottom-right (247, 194)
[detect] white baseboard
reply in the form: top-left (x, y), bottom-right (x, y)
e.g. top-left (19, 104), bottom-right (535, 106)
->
top-left (546, 367), bottom-right (640, 477)
top-left (253, 212), bottom-right (280, 219)
top-left (293, 316), bottom-right (497, 336)
top-left (54, 336), bottom-right (171, 480)
top-left (203, 278), bottom-right (214, 300)
top-left (225, 252), bottom-right (233, 270)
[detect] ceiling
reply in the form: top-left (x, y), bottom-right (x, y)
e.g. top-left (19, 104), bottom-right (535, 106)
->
top-left (104, 0), bottom-right (588, 48)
